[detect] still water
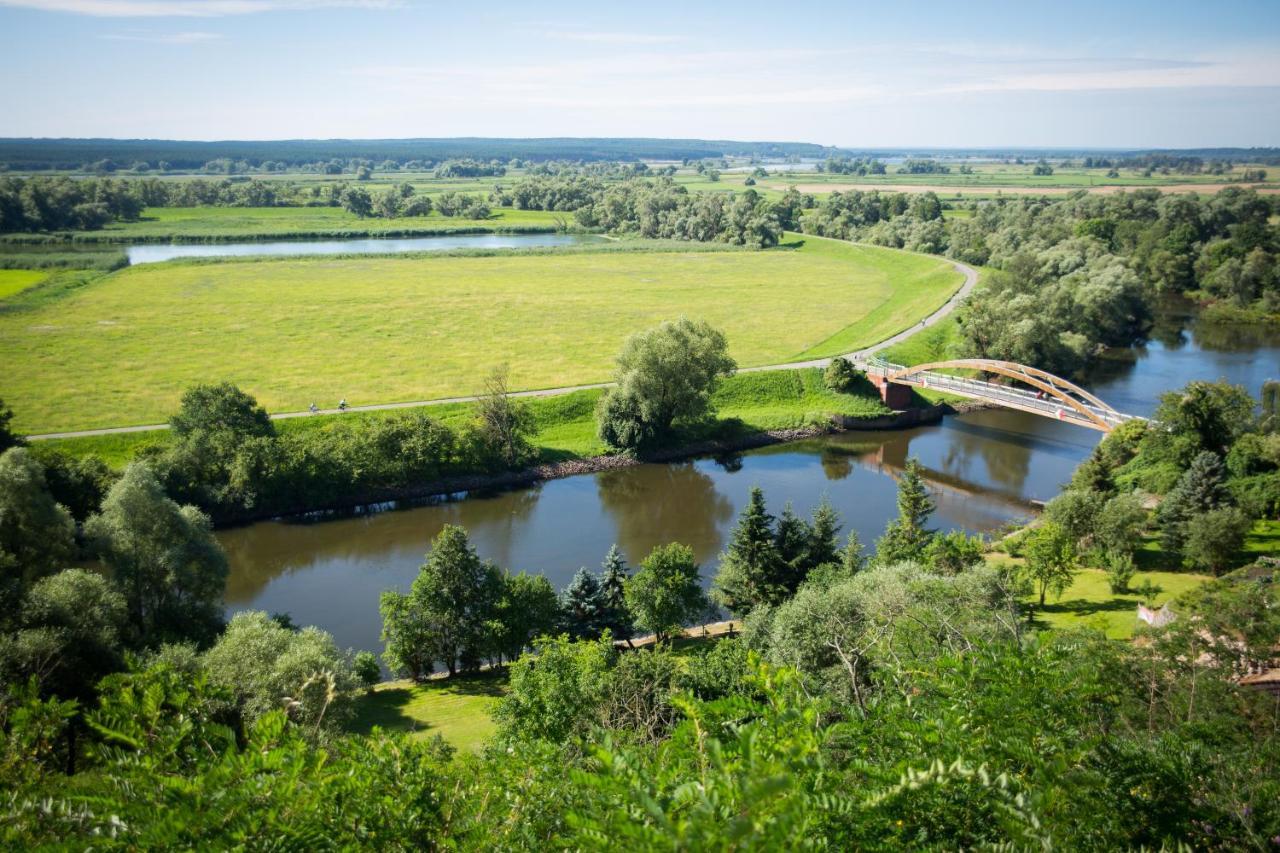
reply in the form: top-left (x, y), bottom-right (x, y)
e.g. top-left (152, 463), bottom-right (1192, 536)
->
top-left (125, 232), bottom-right (604, 264)
top-left (218, 313), bottom-right (1280, 653)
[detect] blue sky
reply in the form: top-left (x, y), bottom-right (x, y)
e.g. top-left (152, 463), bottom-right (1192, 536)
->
top-left (1, 0), bottom-right (1277, 146)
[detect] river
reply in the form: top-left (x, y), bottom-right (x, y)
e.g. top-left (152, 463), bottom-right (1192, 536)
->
top-left (125, 232), bottom-right (604, 264)
top-left (218, 309), bottom-right (1280, 653)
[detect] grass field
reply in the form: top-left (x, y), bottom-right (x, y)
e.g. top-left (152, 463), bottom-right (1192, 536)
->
top-left (347, 671), bottom-right (506, 751)
top-left (0, 270), bottom-right (46, 299)
top-left (1, 237), bottom-right (959, 433)
top-left (18, 205), bottom-right (568, 242)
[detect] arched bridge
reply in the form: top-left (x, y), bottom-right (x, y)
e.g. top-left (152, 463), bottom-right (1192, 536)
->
top-left (865, 357), bottom-right (1141, 433)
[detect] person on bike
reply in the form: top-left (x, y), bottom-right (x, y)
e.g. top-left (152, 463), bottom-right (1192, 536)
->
top-left (338, 398), bottom-right (348, 412)
top-left (309, 402), bottom-right (319, 415)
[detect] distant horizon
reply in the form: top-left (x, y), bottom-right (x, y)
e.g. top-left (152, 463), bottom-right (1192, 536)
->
top-left (2, 136), bottom-right (1276, 155)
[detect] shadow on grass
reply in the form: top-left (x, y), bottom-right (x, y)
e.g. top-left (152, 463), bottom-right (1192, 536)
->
top-left (348, 668), bottom-right (508, 737)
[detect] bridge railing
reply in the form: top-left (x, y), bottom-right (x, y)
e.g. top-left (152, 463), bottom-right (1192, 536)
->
top-left (864, 357), bottom-right (1140, 428)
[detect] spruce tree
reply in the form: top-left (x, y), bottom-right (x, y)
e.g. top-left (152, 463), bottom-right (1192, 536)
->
top-left (807, 499), bottom-right (843, 569)
top-left (1158, 450), bottom-right (1233, 556)
top-left (561, 566), bottom-right (605, 639)
top-left (598, 544), bottom-right (634, 644)
top-left (841, 531), bottom-right (866, 575)
top-left (712, 486), bottom-right (784, 615)
top-left (874, 458), bottom-right (937, 565)
top-left (774, 502), bottom-right (813, 588)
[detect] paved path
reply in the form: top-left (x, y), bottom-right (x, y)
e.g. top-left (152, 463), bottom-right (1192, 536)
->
top-left (26, 249), bottom-right (979, 441)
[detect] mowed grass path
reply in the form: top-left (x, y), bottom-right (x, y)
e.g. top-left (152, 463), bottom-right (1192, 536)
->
top-left (0, 238), bottom-right (959, 432)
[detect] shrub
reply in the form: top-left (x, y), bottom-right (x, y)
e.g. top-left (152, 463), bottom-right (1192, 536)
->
top-left (823, 357), bottom-right (864, 394)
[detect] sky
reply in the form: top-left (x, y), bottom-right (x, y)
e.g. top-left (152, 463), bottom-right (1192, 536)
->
top-left (0, 0), bottom-right (1278, 148)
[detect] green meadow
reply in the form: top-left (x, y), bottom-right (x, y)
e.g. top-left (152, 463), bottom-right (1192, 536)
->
top-left (0, 270), bottom-right (46, 299)
top-left (1, 238), bottom-right (958, 433)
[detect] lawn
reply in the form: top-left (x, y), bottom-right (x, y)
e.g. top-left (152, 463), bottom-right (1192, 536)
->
top-left (1, 237), bottom-right (959, 433)
top-left (347, 670), bottom-right (507, 751)
top-left (985, 553), bottom-right (1212, 639)
top-left (0, 270), bottom-right (47, 299)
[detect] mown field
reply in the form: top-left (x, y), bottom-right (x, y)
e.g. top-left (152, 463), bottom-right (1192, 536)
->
top-left (0, 270), bottom-right (46, 299)
top-left (2, 237), bottom-right (958, 433)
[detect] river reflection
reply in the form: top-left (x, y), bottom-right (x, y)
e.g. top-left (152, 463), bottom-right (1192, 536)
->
top-left (218, 313), bottom-right (1280, 653)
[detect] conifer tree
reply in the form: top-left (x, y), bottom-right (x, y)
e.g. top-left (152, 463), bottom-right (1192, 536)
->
top-left (598, 545), bottom-right (635, 644)
top-left (1158, 450), bottom-right (1233, 556)
top-left (561, 566), bottom-right (605, 639)
top-left (712, 487), bottom-right (785, 615)
top-left (807, 499), bottom-right (843, 569)
top-left (874, 458), bottom-right (937, 565)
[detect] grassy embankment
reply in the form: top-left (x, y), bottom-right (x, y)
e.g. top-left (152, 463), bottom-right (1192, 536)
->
top-left (0, 270), bottom-right (46, 299)
top-left (3, 236), bottom-right (961, 434)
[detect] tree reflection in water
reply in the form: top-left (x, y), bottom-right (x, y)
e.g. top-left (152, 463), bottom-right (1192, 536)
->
top-left (595, 462), bottom-right (735, 569)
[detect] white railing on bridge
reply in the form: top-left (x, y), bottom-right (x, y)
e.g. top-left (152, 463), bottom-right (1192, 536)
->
top-left (864, 357), bottom-right (1142, 430)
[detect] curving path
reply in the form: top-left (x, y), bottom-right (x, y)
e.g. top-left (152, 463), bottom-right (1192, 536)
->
top-left (25, 251), bottom-right (979, 441)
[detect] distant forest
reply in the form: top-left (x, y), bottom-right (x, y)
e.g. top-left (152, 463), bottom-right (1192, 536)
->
top-left (0, 137), bottom-right (838, 170)
top-left (1, 138), bottom-right (1278, 171)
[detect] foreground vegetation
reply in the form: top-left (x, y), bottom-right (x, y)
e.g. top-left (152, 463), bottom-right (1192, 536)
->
top-left (1, 236), bottom-right (957, 433)
top-left (3, 412), bottom-right (1277, 847)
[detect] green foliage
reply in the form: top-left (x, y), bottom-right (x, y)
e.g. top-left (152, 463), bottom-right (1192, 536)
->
top-left (822, 356), bottom-right (864, 394)
top-left (0, 448), bottom-right (76, 608)
top-left (597, 317), bottom-right (736, 450)
top-left (492, 571), bottom-right (561, 664)
top-left (26, 448), bottom-right (114, 522)
top-left (0, 398), bottom-right (19, 453)
top-left (379, 524), bottom-right (502, 677)
top-left (1022, 521), bottom-right (1077, 607)
top-left (560, 567), bottom-right (605, 639)
top-left (1181, 506), bottom-right (1251, 574)
top-left (472, 364), bottom-right (536, 468)
top-left (712, 486), bottom-right (783, 615)
top-left (921, 530), bottom-right (985, 574)
top-left (85, 463), bottom-right (228, 647)
top-left (495, 634), bottom-right (614, 745)
top-left (0, 569), bottom-right (127, 704)
top-left (1157, 450), bottom-right (1233, 556)
top-left (626, 543), bottom-right (708, 643)
top-left (874, 457), bottom-right (937, 565)
top-left (169, 382), bottom-right (274, 440)
top-left (353, 651), bottom-right (381, 689)
top-left (598, 545), bottom-right (635, 643)
top-left (1104, 551), bottom-right (1138, 593)
top-left (203, 611), bottom-right (357, 733)
top-left (1151, 380), bottom-right (1255, 460)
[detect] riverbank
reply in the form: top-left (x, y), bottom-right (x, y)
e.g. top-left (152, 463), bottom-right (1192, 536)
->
top-left (257, 403), bottom-right (952, 527)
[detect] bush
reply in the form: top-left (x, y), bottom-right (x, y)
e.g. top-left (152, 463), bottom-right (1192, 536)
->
top-left (1105, 551), bottom-right (1137, 594)
top-left (823, 357), bottom-right (864, 394)
top-left (353, 651), bottom-right (381, 690)
top-left (1182, 506), bottom-right (1251, 574)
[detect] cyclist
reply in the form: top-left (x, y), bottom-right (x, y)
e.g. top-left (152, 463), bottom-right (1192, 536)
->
top-left (338, 398), bottom-right (348, 412)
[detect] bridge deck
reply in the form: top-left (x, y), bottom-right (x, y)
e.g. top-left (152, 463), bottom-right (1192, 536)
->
top-left (864, 359), bottom-right (1141, 432)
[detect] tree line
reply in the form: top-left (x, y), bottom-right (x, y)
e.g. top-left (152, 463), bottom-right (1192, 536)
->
top-left (802, 186), bottom-right (1280, 375)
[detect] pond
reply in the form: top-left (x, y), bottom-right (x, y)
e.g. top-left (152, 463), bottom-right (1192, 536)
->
top-left (125, 232), bottom-right (606, 264)
top-left (217, 312), bottom-right (1280, 653)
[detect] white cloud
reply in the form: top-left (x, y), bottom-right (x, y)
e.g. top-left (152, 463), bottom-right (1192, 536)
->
top-left (101, 29), bottom-right (221, 41)
top-left (0, 0), bottom-right (398, 16)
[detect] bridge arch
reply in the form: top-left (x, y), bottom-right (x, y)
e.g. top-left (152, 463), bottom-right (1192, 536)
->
top-left (869, 358), bottom-right (1131, 433)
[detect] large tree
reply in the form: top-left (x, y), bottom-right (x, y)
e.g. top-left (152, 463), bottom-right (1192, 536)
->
top-left (86, 463), bottom-right (228, 647)
top-left (598, 545), bottom-right (635, 643)
top-left (491, 572), bottom-right (560, 664)
top-left (626, 543), bottom-right (708, 644)
top-left (380, 524), bottom-right (501, 677)
top-left (596, 318), bottom-right (736, 450)
top-left (0, 448), bottom-right (77, 611)
top-left (1022, 521), bottom-right (1077, 608)
top-left (874, 458), bottom-right (937, 565)
top-left (712, 487), bottom-right (784, 615)
top-left (561, 566), bottom-right (605, 640)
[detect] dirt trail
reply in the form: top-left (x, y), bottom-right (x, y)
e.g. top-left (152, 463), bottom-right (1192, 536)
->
top-left (25, 242), bottom-right (979, 441)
